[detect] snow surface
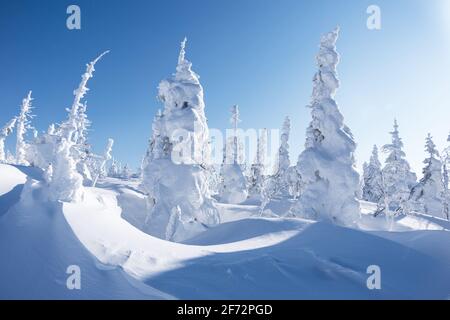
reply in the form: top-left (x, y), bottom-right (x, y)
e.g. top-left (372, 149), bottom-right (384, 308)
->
top-left (0, 164), bottom-right (449, 299)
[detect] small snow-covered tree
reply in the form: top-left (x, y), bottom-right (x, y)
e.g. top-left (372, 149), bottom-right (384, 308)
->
top-left (16, 91), bottom-right (34, 165)
top-left (362, 145), bottom-right (383, 203)
top-left (121, 163), bottom-right (132, 179)
top-left (441, 133), bottom-right (450, 220)
top-left (259, 118), bottom-right (296, 213)
top-left (108, 158), bottom-right (120, 178)
top-left (248, 128), bottom-right (267, 199)
top-left (378, 120), bottom-right (417, 216)
top-left (0, 117), bottom-right (17, 163)
top-left (92, 138), bottom-right (114, 187)
top-left (218, 105), bottom-right (248, 204)
top-left (5, 150), bottom-right (15, 164)
top-left (289, 27), bottom-right (360, 225)
top-left (141, 38), bottom-right (219, 241)
top-left (275, 117), bottom-right (291, 173)
top-left (48, 137), bottom-right (84, 202)
top-left (410, 134), bottom-right (445, 217)
top-left (286, 166), bottom-right (303, 199)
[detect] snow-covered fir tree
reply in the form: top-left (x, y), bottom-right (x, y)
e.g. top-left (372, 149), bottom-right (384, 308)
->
top-left (378, 120), bottom-right (417, 216)
top-left (248, 128), bottom-right (267, 199)
top-left (410, 134), bottom-right (445, 217)
top-left (289, 27), bottom-right (360, 225)
top-left (141, 38), bottom-right (220, 241)
top-left (16, 91), bottom-right (34, 165)
top-left (218, 105), bottom-right (248, 204)
top-left (0, 117), bottom-right (17, 163)
top-left (362, 145), bottom-right (383, 203)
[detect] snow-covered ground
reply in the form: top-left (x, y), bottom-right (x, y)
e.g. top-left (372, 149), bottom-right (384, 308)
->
top-left (0, 164), bottom-right (449, 299)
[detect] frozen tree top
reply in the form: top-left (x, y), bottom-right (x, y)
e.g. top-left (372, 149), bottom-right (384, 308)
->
top-left (320, 26), bottom-right (340, 49)
top-left (175, 37), bottom-right (199, 83)
top-left (425, 133), bottom-right (439, 158)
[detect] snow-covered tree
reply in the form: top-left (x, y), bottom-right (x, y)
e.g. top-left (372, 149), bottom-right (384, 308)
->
top-left (289, 27), bottom-right (360, 225)
top-left (378, 120), bottom-right (417, 216)
top-left (410, 134), bottom-right (445, 217)
top-left (286, 166), bottom-right (303, 199)
top-left (92, 138), bottom-right (114, 187)
top-left (268, 116), bottom-right (298, 199)
top-left (248, 128), bottom-right (267, 199)
top-left (218, 105), bottom-right (248, 204)
top-left (5, 150), bottom-right (15, 164)
top-left (108, 158), bottom-right (120, 178)
top-left (45, 52), bottom-right (108, 202)
top-left (141, 38), bottom-right (220, 241)
top-left (26, 52), bottom-right (107, 174)
top-left (441, 133), bottom-right (450, 220)
top-left (121, 163), bottom-right (132, 179)
top-left (74, 102), bottom-right (93, 182)
top-left (0, 117), bottom-right (17, 163)
top-left (60, 52), bottom-right (108, 144)
top-left (362, 145), bottom-right (383, 203)
top-left (16, 91), bottom-right (34, 165)
top-left (47, 137), bottom-right (84, 202)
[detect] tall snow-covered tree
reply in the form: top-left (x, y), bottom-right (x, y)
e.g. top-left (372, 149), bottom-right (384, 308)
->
top-left (248, 128), bottom-right (267, 199)
top-left (289, 27), bottom-right (360, 225)
top-left (218, 105), bottom-right (248, 204)
top-left (141, 38), bottom-right (220, 241)
top-left (410, 134), bottom-right (445, 217)
top-left (47, 52), bottom-right (108, 202)
top-left (378, 119), bottom-right (417, 215)
top-left (16, 91), bottom-right (34, 165)
top-left (362, 145), bottom-right (383, 203)
top-left (0, 117), bottom-right (17, 163)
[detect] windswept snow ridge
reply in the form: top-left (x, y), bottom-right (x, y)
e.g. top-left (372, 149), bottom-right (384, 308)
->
top-left (0, 164), bottom-right (449, 299)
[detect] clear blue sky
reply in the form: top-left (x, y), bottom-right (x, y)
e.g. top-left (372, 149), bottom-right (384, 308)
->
top-left (1, 0), bottom-right (449, 174)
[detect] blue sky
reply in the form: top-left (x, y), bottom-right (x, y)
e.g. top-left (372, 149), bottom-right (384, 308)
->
top-left (1, 0), bottom-right (450, 174)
